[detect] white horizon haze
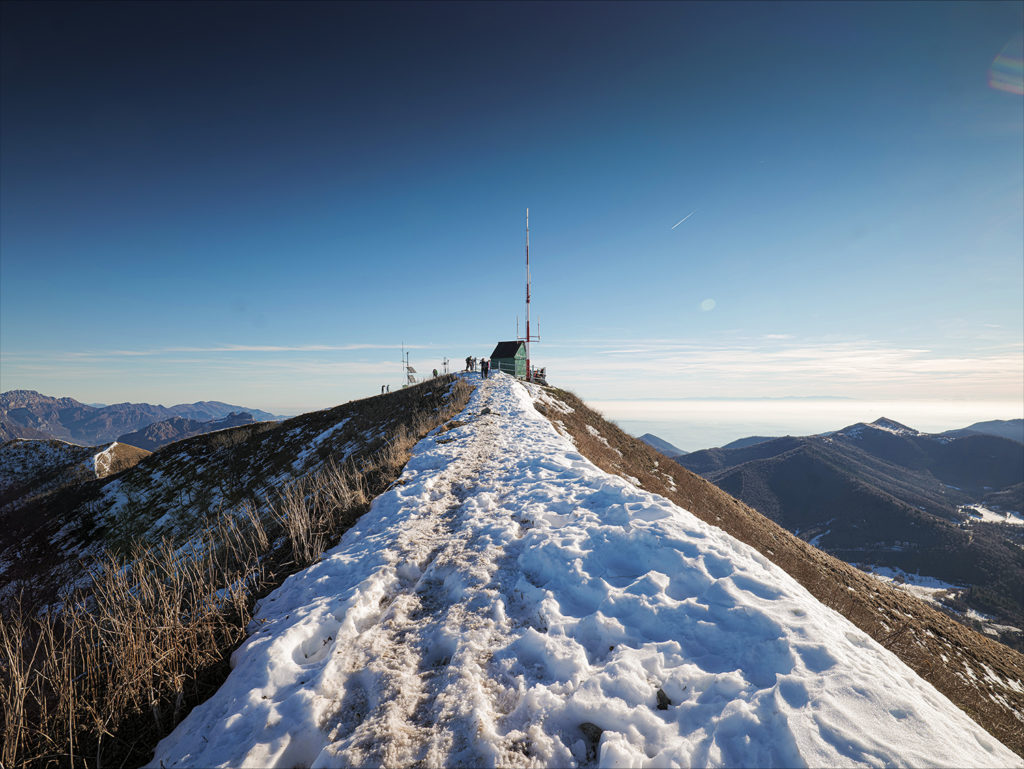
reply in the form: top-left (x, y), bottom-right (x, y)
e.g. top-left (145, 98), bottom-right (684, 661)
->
top-left (2, 332), bottom-right (1021, 452)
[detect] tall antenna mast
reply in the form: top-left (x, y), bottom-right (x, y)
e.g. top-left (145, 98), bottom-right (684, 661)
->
top-left (515, 209), bottom-right (540, 381)
top-left (525, 208), bottom-right (532, 381)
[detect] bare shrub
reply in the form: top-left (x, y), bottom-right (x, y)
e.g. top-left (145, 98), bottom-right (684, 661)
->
top-left (206, 421), bottom-right (279, 449)
top-left (0, 529), bottom-right (265, 769)
top-left (0, 601), bottom-right (45, 768)
top-left (272, 478), bottom-right (319, 567)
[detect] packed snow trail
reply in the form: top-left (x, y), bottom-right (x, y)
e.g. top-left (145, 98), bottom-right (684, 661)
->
top-left (149, 374), bottom-right (1020, 768)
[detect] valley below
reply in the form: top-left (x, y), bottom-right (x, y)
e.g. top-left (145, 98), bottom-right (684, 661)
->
top-left (655, 417), bottom-right (1024, 651)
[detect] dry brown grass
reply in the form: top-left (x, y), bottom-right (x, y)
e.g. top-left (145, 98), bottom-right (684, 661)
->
top-left (0, 375), bottom-right (474, 769)
top-left (0, 530), bottom-right (257, 769)
top-left (537, 385), bottom-right (1024, 758)
top-left (271, 458), bottom-right (370, 568)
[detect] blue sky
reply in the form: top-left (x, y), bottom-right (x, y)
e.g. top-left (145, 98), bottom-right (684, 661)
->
top-left (2, 1), bottom-right (1021, 447)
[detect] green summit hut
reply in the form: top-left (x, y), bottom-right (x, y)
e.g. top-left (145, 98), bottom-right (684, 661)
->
top-left (489, 341), bottom-right (526, 378)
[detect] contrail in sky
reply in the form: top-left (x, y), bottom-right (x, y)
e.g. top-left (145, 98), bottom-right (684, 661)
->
top-left (671, 210), bottom-right (696, 230)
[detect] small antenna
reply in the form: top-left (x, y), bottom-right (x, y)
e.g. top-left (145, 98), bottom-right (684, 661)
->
top-left (405, 350), bottom-right (416, 384)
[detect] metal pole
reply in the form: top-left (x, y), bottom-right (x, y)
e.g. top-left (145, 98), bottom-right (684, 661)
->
top-left (525, 208), bottom-right (531, 381)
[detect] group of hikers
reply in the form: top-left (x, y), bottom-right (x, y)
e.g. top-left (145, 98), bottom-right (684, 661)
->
top-left (383, 356), bottom-right (488, 394)
top-left (465, 356), bottom-right (491, 379)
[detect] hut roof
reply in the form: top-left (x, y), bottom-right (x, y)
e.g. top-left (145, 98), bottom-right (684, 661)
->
top-left (490, 341), bottom-right (524, 359)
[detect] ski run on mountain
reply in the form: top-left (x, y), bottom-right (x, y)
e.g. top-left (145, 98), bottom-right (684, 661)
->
top-left (149, 374), bottom-right (1020, 768)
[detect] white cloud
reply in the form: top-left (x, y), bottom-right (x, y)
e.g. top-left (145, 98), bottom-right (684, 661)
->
top-left (543, 337), bottom-right (1024, 401)
top-left (61, 343), bottom-right (431, 358)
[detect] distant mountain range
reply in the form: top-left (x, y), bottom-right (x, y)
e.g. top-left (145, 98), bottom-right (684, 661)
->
top-left (0, 390), bottom-right (278, 446)
top-left (645, 419), bottom-right (1024, 461)
top-left (670, 417), bottom-right (1024, 647)
top-left (941, 419), bottom-right (1024, 444)
top-left (638, 433), bottom-right (687, 457)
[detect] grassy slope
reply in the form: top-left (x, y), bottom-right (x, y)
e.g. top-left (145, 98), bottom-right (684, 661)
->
top-left (1, 376), bottom-right (475, 769)
top-left (535, 385), bottom-right (1024, 759)
top-left (1, 379), bottom-right (469, 607)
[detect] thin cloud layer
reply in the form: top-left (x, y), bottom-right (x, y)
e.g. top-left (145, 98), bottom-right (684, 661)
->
top-left (2, 336), bottom-right (1020, 415)
top-left (547, 338), bottom-right (1024, 401)
top-left (64, 343), bottom-right (429, 357)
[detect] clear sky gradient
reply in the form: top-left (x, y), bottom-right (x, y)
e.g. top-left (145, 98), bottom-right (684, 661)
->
top-left (2, 1), bottom-right (1021, 448)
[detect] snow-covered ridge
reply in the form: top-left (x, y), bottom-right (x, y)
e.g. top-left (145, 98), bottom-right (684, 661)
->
top-left (840, 418), bottom-right (920, 440)
top-left (870, 418), bottom-right (919, 436)
top-left (149, 375), bottom-right (1020, 768)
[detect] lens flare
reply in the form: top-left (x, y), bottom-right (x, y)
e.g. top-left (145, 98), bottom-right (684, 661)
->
top-left (989, 37), bottom-right (1024, 95)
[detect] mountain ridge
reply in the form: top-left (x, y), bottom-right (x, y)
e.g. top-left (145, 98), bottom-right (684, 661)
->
top-left (675, 417), bottom-right (1024, 648)
top-left (3, 377), bottom-right (1022, 764)
top-left (146, 376), bottom-right (1021, 767)
top-left (115, 411), bottom-right (257, 451)
top-left (943, 418), bottom-right (1024, 444)
top-left (638, 432), bottom-right (688, 457)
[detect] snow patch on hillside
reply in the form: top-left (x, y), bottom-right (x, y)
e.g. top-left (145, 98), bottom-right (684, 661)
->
top-left (863, 565), bottom-right (1023, 641)
top-left (92, 442), bottom-right (119, 478)
top-left (961, 503), bottom-right (1024, 526)
top-left (148, 375), bottom-right (1021, 769)
top-left (964, 609), bottom-right (1024, 640)
top-left (536, 388), bottom-right (574, 414)
top-left (862, 565), bottom-right (963, 605)
top-left (292, 418), bottom-right (353, 472)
